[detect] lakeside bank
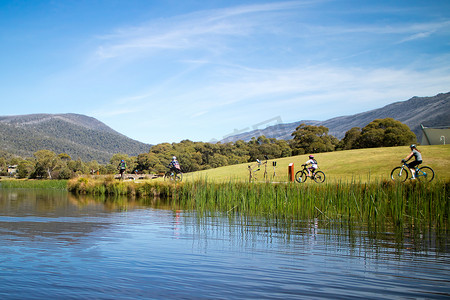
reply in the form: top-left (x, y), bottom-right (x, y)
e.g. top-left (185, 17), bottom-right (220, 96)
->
top-left (62, 176), bottom-right (448, 231)
top-left (1, 177), bottom-right (448, 225)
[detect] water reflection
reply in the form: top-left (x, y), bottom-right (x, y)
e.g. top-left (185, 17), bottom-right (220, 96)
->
top-left (181, 212), bottom-right (449, 259)
top-left (1, 189), bottom-right (447, 256)
top-left (0, 189), bottom-right (449, 299)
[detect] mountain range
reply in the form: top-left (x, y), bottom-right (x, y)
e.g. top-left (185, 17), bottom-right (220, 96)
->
top-left (0, 113), bottom-right (151, 163)
top-left (221, 92), bottom-right (450, 143)
top-left (1, 93), bottom-right (448, 163)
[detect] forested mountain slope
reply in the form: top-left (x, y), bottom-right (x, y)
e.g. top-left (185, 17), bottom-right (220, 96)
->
top-left (221, 92), bottom-right (450, 142)
top-left (0, 113), bottom-right (151, 163)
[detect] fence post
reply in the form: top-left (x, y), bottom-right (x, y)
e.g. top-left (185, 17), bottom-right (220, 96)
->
top-left (288, 163), bottom-right (294, 182)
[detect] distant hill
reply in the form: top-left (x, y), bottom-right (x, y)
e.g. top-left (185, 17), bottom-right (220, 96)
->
top-left (0, 113), bottom-right (151, 163)
top-left (221, 92), bottom-right (450, 142)
top-left (2, 93), bottom-right (448, 163)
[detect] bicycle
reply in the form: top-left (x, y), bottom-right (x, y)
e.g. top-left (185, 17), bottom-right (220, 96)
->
top-left (295, 164), bottom-right (325, 183)
top-left (117, 169), bottom-right (126, 180)
top-left (390, 161), bottom-right (434, 182)
top-left (164, 169), bottom-right (183, 182)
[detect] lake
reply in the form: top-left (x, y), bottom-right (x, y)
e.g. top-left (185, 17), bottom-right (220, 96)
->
top-left (0, 188), bottom-right (448, 299)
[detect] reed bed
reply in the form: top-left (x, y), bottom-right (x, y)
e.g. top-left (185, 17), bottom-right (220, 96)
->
top-left (0, 179), bottom-right (68, 190)
top-left (67, 176), bottom-right (176, 198)
top-left (67, 176), bottom-right (449, 231)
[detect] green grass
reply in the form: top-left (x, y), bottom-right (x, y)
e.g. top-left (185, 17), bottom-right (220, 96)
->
top-left (0, 179), bottom-right (68, 190)
top-left (184, 145), bottom-right (450, 183)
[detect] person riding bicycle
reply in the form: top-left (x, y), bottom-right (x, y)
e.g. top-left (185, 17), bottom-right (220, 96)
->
top-left (168, 156), bottom-right (181, 174)
top-left (303, 155), bottom-right (318, 177)
top-left (402, 144), bottom-right (422, 179)
top-left (117, 159), bottom-right (127, 179)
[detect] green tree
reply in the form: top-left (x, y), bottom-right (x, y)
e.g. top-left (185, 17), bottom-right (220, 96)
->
top-left (100, 164), bottom-right (117, 174)
top-left (197, 143), bottom-right (218, 166)
top-left (0, 151), bottom-right (16, 176)
top-left (233, 140), bottom-right (250, 160)
top-left (17, 159), bottom-right (35, 179)
top-left (209, 153), bottom-right (229, 168)
top-left (57, 166), bottom-right (73, 179)
top-left (357, 118), bottom-right (416, 148)
top-left (0, 157), bottom-right (6, 175)
top-left (58, 153), bottom-right (72, 161)
top-left (67, 158), bottom-right (88, 175)
top-left (246, 136), bottom-right (291, 161)
top-left (339, 127), bottom-right (362, 150)
top-left (32, 150), bottom-right (60, 179)
top-left (275, 139), bottom-right (292, 157)
top-left (135, 153), bottom-right (151, 173)
top-left (290, 124), bottom-right (338, 155)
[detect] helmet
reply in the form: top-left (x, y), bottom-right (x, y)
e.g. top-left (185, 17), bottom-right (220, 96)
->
top-left (121, 160), bottom-right (124, 162)
top-left (172, 156), bottom-right (177, 160)
top-left (410, 144), bottom-right (416, 149)
top-left (309, 155), bottom-right (314, 159)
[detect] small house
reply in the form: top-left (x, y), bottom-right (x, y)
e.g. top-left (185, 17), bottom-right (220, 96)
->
top-left (7, 165), bottom-right (18, 175)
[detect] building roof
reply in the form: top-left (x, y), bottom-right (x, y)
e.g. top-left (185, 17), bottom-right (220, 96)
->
top-left (420, 125), bottom-right (450, 145)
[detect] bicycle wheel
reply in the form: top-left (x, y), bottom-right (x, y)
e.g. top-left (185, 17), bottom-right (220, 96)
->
top-left (417, 166), bottom-right (434, 182)
top-left (391, 167), bottom-right (408, 182)
top-left (164, 171), bottom-right (173, 181)
top-left (295, 171), bottom-right (307, 183)
top-left (175, 172), bottom-right (183, 182)
top-left (313, 171), bottom-right (326, 183)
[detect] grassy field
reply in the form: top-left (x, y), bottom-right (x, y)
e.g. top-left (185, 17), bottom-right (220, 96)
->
top-left (1, 145), bottom-right (448, 185)
top-left (0, 179), bottom-right (68, 189)
top-left (183, 145), bottom-right (450, 183)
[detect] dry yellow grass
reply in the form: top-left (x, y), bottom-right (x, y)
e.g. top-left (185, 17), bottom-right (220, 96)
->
top-left (184, 145), bottom-right (450, 183)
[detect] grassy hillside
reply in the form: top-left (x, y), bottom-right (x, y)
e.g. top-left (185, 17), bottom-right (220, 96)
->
top-left (184, 145), bottom-right (450, 183)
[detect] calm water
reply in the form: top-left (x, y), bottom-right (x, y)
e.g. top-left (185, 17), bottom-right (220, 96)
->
top-left (0, 189), bottom-right (448, 299)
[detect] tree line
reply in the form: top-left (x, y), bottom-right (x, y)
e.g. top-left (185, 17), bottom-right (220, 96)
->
top-left (0, 118), bottom-right (416, 179)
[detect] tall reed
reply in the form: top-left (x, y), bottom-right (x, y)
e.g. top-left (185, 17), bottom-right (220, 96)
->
top-left (66, 176), bottom-right (448, 231)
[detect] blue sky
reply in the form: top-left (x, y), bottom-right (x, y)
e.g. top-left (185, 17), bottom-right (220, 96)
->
top-left (1, 0), bottom-right (449, 144)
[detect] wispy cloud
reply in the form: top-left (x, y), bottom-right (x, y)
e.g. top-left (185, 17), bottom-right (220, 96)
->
top-left (396, 20), bottom-right (450, 43)
top-left (305, 20), bottom-right (450, 39)
top-left (93, 1), bottom-right (314, 60)
top-left (123, 63), bottom-right (450, 122)
top-left (399, 31), bottom-right (434, 43)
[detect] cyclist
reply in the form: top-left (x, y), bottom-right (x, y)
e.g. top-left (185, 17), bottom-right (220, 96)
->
top-left (304, 155), bottom-right (318, 177)
top-left (117, 159), bottom-right (127, 179)
top-left (168, 156), bottom-right (181, 174)
top-left (402, 144), bottom-right (422, 179)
